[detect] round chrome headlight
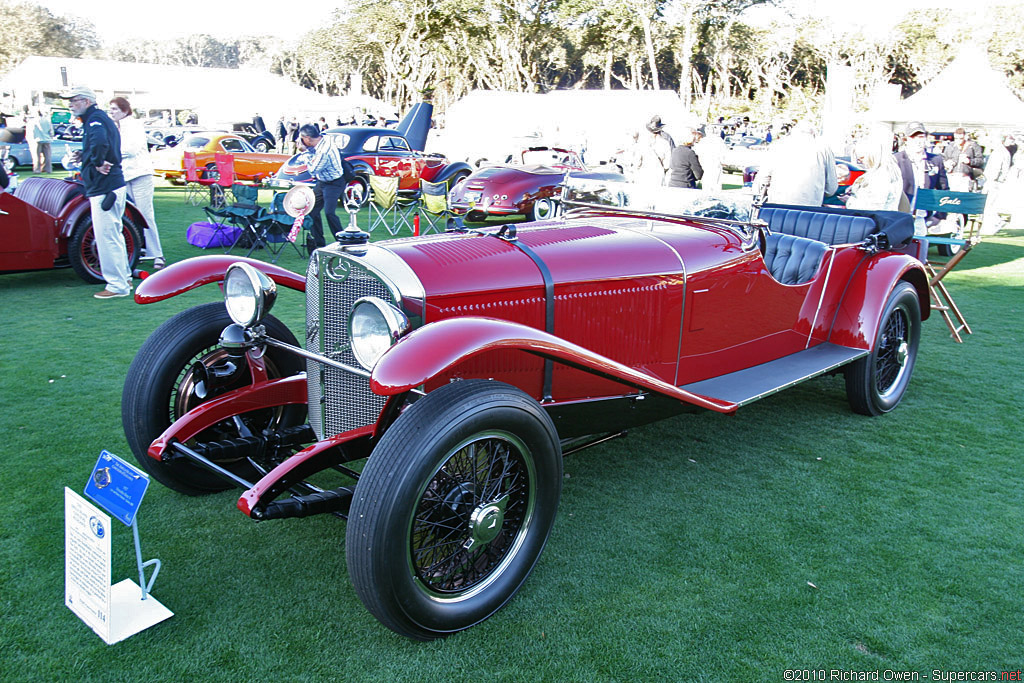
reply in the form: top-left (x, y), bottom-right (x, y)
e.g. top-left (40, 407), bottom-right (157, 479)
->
top-left (349, 297), bottom-right (409, 370)
top-left (224, 263), bottom-right (276, 327)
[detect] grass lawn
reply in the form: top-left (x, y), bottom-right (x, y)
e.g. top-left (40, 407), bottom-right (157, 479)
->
top-left (1, 174), bottom-right (1022, 680)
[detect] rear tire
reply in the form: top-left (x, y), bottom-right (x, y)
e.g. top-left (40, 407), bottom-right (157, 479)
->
top-left (68, 213), bottom-right (142, 284)
top-left (844, 281), bottom-right (921, 416)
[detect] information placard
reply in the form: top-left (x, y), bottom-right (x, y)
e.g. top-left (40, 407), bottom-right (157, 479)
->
top-left (64, 487), bottom-right (173, 644)
top-left (65, 487), bottom-right (112, 642)
top-left (84, 450), bottom-right (150, 526)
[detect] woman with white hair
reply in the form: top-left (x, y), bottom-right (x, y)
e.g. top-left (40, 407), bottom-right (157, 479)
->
top-left (845, 135), bottom-right (905, 212)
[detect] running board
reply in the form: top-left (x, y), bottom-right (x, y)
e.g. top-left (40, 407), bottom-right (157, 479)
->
top-left (680, 343), bottom-right (868, 407)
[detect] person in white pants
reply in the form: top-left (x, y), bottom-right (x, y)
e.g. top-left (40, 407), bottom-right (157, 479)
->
top-left (109, 96), bottom-right (164, 269)
top-left (63, 85), bottom-right (132, 299)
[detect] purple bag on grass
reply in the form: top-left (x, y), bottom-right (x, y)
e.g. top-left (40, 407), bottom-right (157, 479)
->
top-left (186, 221), bottom-right (241, 248)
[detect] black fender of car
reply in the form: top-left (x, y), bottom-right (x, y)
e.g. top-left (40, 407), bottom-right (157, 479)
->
top-left (827, 253), bottom-right (930, 350)
top-left (368, 316), bottom-right (738, 415)
top-left (133, 255), bottom-right (306, 305)
top-left (349, 158), bottom-right (375, 178)
top-left (431, 160), bottom-right (474, 185)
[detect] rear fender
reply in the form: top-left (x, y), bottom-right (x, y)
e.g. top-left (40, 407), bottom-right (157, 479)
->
top-left (349, 159), bottom-right (374, 179)
top-left (430, 161), bottom-right (474, 185)
top-left (134, 255), bottom-right (306, 304)
top-left (828, 253), bottom-right (929, 349)
top-left (57, 196), bottom-right (150, 237)
top-left (370, 317), bottom-right (737, 414)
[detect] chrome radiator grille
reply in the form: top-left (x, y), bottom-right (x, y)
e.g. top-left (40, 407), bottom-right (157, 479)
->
top-left (305, 252), bottom-right (393, 440)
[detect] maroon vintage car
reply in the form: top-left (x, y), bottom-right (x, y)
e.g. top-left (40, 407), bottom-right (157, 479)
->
top-left (121, 184), bottom-right (928, 640)
top-left (449, 147), bottom-right (625, 221)
top-left (1, 177), bottom-right (144, 283)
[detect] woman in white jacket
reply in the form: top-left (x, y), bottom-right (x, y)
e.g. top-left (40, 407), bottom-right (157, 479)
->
top-left (108, 97), bottom-right (165, 269)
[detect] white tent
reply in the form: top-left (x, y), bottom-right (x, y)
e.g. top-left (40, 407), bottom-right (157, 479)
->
top-left (0, 56), bottom-right (391, 124)
top-left (869, 46), bottom-right (1024, 132)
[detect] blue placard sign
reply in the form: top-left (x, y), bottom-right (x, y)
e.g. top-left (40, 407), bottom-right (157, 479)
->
top-left (84, 450), bottom-right (150, 527)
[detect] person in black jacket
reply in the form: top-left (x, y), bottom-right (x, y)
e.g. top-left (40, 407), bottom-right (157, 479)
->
top-left (667, 126), bottom-right (703, 189)
top-left (63, 85), bottom-right (132, 299)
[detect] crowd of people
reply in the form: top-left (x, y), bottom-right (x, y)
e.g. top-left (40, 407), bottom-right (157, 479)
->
top-left (6, 84), bottom-right (1024, 299)
top-left (621, 112), bottom-right (1023, 235)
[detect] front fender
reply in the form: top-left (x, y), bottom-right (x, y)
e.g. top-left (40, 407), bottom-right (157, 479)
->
top-left (370, 317), bottom-right (737, 414)
top-left (134, 255), bottom-right (305, 304)
top-left (828, 253), bottom-right (930, 349)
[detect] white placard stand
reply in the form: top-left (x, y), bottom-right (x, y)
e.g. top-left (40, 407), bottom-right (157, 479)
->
top-left (64, 488), bottom-right (172, 644)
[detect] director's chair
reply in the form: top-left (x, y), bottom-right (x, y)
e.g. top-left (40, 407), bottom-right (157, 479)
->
top-left (913, 188), bottom-right (987, 343)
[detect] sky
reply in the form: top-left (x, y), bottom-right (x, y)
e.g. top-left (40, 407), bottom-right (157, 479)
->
top-left (36, 0), bottom-right (343, 42)
top-left (37, 0), bottom-right (1011, 43)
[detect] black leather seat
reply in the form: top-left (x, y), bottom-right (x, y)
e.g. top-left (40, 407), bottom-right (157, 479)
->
top-left (763, 233), bottom-right (827, 285)
top-left (760, 207), bottom-right (875, 245)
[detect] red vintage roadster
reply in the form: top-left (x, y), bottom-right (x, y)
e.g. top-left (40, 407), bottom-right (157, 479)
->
top-left (121, 183), bottom-right (928, 640)
top-left (449, 146), bottom-right (624, 221)
top-left (1, 177), bottom-right (144, 282)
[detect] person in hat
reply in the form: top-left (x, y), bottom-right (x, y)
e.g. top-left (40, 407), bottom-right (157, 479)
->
top-left (63, 85), bottom-right (132, 299)
top-left (894, 121), bottom-right (948, 218)
top-left (298, 123), bottom-right (354, 255)
top-left (634, 115), bottom-right (674, 186)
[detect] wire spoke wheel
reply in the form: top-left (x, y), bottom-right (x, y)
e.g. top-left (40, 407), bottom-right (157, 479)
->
top-left (410, 432), bottom-right (535, 597)
top-left (347, 380), bottom-right (561, 640)
top-left (875, 306), bottom-right (910, 398)
top-left (845, 281), bottom-right (921, 416)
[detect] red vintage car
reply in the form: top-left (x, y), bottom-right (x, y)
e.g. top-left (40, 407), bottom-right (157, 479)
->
top-left (1, 177), bottom-right (143, 282)
top-left (449, 147), bottom-right (625, 221)
top-left (121, 184), bottom-right (929, 640)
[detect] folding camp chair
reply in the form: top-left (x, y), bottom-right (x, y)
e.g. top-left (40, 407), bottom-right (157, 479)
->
top-left (207, 152), bottom-right (237, 209)
top-left (368, 174), bottom-right (418, 236)
top-left (247, 192), bottom-right (307, 263)
top-left (182, 151), bottom-right (216, 206)
top-left (913, 188), bottom-right (987, 343)
top-left (203, 182), bottom-right (263, 253)
top-left (419, 179), bottom-right (452, 235)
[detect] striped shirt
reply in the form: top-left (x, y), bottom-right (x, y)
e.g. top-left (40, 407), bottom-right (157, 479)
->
top-left (307, 134), bottom-right (346, 182)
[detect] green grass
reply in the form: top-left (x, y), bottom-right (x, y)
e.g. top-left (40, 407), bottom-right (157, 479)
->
top-left (1, 175), bottom-right (1022, 680)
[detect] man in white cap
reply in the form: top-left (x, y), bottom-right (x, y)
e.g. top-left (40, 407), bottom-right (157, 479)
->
top-left (63, 85), bottom-right (132, 299)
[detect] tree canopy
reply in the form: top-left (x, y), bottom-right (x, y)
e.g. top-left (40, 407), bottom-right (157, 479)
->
top-left (1, 0), bottom-right (1022, 120)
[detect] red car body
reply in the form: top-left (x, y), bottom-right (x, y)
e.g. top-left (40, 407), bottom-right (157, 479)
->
top-left (123, 192), bottom-right (929, 640)
top-left (1, 178), bottom-right (144, 282)
top-left (449, 147), bottom-right (625, 221)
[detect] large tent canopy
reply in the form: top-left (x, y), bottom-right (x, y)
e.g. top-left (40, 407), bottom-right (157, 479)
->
top-left (870, 46), bottom-right (1024, 133)
top-left (0, 57), bottom-right (392, 124)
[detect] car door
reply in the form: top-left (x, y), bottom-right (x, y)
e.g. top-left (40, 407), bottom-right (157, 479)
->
top-left (376, 135), bottom-right (421, 190)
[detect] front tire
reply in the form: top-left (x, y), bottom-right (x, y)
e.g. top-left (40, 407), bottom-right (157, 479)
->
top-left (121, 303), bottom-right (305, 495)
top-left (346, 380), bottom-right (562, 640)
top-left (844, 281), bottom-right (921, 416)
top-left (68, 213), bottom-right (142, 284)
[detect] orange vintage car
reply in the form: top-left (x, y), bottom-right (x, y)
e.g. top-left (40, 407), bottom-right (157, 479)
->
top-left (151, 132), bottom-right (290, 183)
